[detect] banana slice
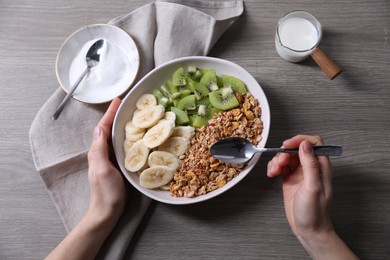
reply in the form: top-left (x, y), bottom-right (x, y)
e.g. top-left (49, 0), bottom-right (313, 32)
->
top-left (143, 120), bottom-right (174, 149)
top-left (125, 132), bottom-right (145, 141)
top-left (171, 126), bottom-right (195, 140)
top-left (123, 139), bottom-right (136, 155)
top-left (125, 121), bottom-right (145, 135)
top-left (136, 94), bottom-right (157, 110)
top-left (164, 111), bottom-right (176, 121)
top-left (132, 105), bottom-right (165, 129)
top-left (148, 151), bottom-right (182, 170)
top-left (133, 109), bottom-right (142, 117)
top-left (158, 136), bottom-right (189, 156)
top-left (139, 166), bottom-right (175, 189)
top-left (125, 140), bottom-right (150, 172)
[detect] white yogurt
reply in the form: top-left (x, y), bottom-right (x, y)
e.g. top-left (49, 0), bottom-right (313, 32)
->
top-left (275, 13), bottom-right (321, 63)
top-left (69, 39), bottom-right (132, 102)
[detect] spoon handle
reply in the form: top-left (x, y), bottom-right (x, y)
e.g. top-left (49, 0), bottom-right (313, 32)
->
top-left (52, 66), bottom-right (90, 120)
top-left (258, 145), bottom-right (342, 156)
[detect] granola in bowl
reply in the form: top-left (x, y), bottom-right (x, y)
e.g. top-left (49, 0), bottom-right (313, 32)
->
top-left (170, 92), bottom-right (263, 198)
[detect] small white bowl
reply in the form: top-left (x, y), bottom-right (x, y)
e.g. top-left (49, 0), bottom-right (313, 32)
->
top-left (56, 24), bottom-right (139, 104)
top-left (112, 56), bottom-right (271, 205)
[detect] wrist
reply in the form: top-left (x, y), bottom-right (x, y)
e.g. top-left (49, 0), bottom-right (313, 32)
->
top-left (297, 227), bottom-right (336, 251)
top-left (83, 207), bottom-right (119, 236)
top-left (297, 229), bottom-right (358, 260)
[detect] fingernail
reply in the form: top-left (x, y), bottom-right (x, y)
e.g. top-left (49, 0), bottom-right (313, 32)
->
top-left (94, 126), bottom-right (102, 139)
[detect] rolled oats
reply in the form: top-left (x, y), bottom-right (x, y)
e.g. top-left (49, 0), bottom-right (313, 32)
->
top-left (169, 92), bottom-right (264, 198)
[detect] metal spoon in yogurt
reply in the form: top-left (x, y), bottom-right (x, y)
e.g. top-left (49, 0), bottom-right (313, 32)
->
top-left (210, 137), bottom-right (342, 164)
top-left (52, 39), bottom-right (105, 120)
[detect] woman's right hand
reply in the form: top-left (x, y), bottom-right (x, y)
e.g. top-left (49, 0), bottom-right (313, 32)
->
top-left (267, 135), bottom-right (334, 240)
top-left (267, 135), bottom-right (358, 259)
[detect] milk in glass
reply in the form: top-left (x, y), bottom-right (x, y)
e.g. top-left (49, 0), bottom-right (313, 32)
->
top-left (275, 11), bottom-right (322, 62)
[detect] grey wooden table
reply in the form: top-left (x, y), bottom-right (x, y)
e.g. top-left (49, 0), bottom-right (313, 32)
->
top-left (1, 0), bottom-right (389, 259)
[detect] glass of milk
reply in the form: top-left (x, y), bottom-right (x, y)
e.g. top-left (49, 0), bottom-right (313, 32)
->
top-left (275, 11), bottom-right (342, 79)
top-left (275, 11), bottom-right (322, 63)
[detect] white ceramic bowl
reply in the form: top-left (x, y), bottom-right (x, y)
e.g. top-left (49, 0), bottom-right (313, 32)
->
top-left (56, 24), bottom-right (139, 104)
top-left (112, 56), bottom-right (270, 205)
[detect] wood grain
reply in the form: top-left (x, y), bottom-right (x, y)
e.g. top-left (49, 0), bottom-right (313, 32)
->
top-left (1, 0), bottom-right (389, 259)
top-left (310, 47), bottom-right (342, 79)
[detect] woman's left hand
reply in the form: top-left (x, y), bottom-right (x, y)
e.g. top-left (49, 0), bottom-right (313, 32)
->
top-left (87, 97), bottom-right (127, 227)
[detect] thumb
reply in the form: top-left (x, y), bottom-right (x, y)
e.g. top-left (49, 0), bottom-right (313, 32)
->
top-left (299, 140), bottom-right (321, 187)
top-left (89, 125), bottom-right (109, 164)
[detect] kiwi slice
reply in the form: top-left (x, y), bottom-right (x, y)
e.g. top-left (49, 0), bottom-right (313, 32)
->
top-left (179, 88), bottom-right (192, 97)
top-left (172, 67), bottom-right (187, 87)
top-left (166, 80), bottom-right (179, 96)
top-left (200, 70), bottom-right (219, 91)
top-left (152, 88), bottom-right (171, 107)
top-left (152, 88), bottom-right (164, 100)
top-left (222, 75), bottom-right (247, 93)
top-left (193, 70), bottom-right (203, 81)
top-left (191, 105), bottom-right (209, 127)
top-left (187, 66), bottom-right (197, 75)
top-left (198, 68), bottom-right (209, 75)
top-left (209, 87), bottom-right (239, 110)
top-left (159, 96), bottom-right (172, 107)
top-left (186, 109), bottom-right (198, 116)
top-left (190, 105), bottom-right (220, 128)
top-left (196, 96), bottom-right (211, 107)
top-left (189, 80), bottom-right (210, 100)
top-left (160, 84), bottom-right (172, 99)
top-left (170, 107), bottom-right (189, 125)
top-left (184, 77), bottom-right (195, 92)
top-left (187, 66), bottom-right (203, 81)
top-left (177, 95), bottom-right (196, 110)
top-left (188, 115), bottom-right (196, 126)
top-left (217, 76), bottom-right (224, 89)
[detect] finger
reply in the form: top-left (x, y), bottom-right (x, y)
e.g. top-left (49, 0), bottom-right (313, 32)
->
top-left (267, 152), bottom-right (300, 177)
top-left (286, 155), bottom-right (300, 171)
top-left (88, 98), bottom-right (121, 166)
top-left (98, 97), bottom-right (122, 131)
top-left (283, 135), bottom-right (324, 149)
top-left (267, 159), bottom-right (279, 177)
top-left (267, 135), bottom-right (303, 177)
top-left (299, 140), bottom-right (322, 188)
top-left (88, 125), bottom-right (109, 165)
top-left (289, 135), bottom-right (332, 195)
top-left (317, 154), bottom-right (333, 197)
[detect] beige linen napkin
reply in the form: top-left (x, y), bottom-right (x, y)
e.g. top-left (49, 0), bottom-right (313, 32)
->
top-left (29, 0), bottom-right (243, 259)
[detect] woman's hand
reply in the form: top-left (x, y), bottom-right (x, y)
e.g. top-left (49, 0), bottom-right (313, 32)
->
top-left (46, 98), bottom-right (127, 260)
top-left (267, 135), bottom-right (333, 239)
top-left (87, 97), bottom-right (127, 227)
top-left (267, 135), bottom-right (358, 259)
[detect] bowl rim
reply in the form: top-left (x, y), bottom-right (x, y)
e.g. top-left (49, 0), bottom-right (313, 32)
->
top-left (55, 23), bottom-right (140, 104)
top-left (113, 56), bottom-right (270, 205)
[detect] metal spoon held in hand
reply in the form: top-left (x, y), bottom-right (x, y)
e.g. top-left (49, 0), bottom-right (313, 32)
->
top-left (210, 137), bottom-right (342, 164)
top-left (52, 39), bottom-right (105, 120)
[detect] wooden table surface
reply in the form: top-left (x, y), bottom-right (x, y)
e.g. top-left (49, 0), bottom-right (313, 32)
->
top-left (1, 0), bottom-right (389, 259)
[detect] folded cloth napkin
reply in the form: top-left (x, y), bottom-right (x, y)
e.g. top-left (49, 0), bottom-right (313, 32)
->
top-left (29, 0), bottom-right (243, 259)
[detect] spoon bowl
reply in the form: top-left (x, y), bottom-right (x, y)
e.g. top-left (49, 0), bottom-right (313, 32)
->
top-left (210, 137), bottom-right (342, 164)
